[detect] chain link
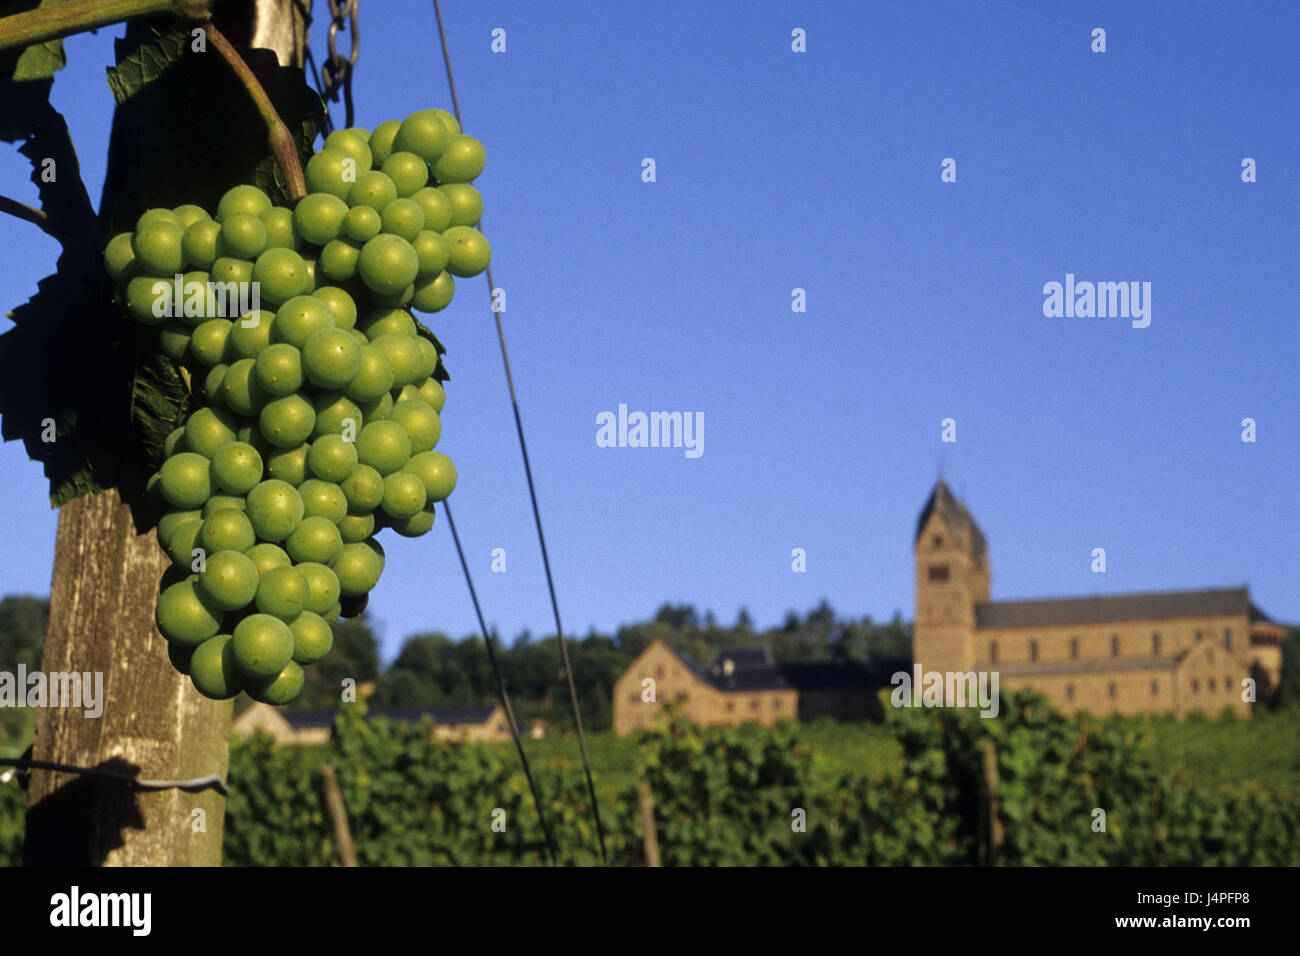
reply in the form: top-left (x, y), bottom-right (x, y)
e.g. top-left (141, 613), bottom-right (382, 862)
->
top-left (321, 0), bottom-right (360, 129)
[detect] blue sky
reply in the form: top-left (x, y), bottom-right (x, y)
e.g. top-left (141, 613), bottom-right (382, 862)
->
top-left (1, 1), bottom-right (1297, 663)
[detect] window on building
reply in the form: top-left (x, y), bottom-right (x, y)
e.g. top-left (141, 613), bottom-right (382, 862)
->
top-left (750, 700), bottom-right (760, 712)
top-left (928, 564), bottom-right (949, 582)
top-left (656, 665), bottom-right (664, 677)
top-left (628, 693), bottom-right (640, 704)
top-left (1108, 682), bottom-right (1117, 698)
top-left (1111, 635), bottom-right (1120, 657)
top-left (1224, 629), bottom-right (1232, 649)
top-left (1224, 675), bottom-right (1232, 692)
top-left (989, 641), bottom-right (998, 663)
top-left (932, 535), bottom-right (943, 548)
top-left (676, 692), bottom-right (688, 701)
top-left (726, 701), bottom-right (734, 712)
top-left (1208, 678), bottom-right (1217, 691)
top-left (1150, 680), bottom-right (1158, 697)
top-left (1192, 679), bottom-right (1200, 693)
top-left (1070, 637), bottom-right (1079, 660)
top-left (1066, 685), bottom-right (1075, 700)
top-left (1152, 632), bottom-right (1161, 655)
top-left (497, 723), bottom-right (506, 733)
top-left (1195, 630), bottom-right (1203, 642)
top-left (1030, 640), bottom-right (1038, 662)
top-left (773, 698), bottom-right (782, 710)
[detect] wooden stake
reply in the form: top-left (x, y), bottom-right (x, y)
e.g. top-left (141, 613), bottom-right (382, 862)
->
top-left (320, 763), bottom-right (357, 867)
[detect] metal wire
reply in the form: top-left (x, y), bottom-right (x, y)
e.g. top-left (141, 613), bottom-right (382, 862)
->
top-left (322, 0), bottom-right (359, 129)
top-left (442, 502), bottom-right (559, 866)
top-left (431, 0), bottom-right (609, 866)
top-left (0, 756), bottom-right (228, 795)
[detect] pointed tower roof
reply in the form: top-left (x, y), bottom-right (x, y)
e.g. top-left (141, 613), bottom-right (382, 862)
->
top-left (915, 479), bottom-right (987, 567)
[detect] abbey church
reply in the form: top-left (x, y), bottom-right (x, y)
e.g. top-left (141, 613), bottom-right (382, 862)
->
top-left (914, 480), bottom-right (1286, 717)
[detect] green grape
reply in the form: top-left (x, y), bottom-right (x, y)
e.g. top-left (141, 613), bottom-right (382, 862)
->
top-left (189, 318), bottom-right (234, 367)
top-left (211, 256), bottom-right (254, 286)
top-left (438, 183), bottom-right (483, 227)
top-left (260, 206), bottom-right (299, 250)
top-left (431, 107), bottom-right (460, 137)
top-left (371, 333), bottom-right (423, 387)
top-left (252, 247), bottom-right (310, 304)
top-left (197, 551), bottom-right (259, 611)
top-left (231, 613), bottom-right (295, 679)
top-left (211, 441), bottom-right (263, 494)
top-left (415, 336), bottom-right (438, 381)
top-left (173, 204), bottom-right (210, 229)
top-left (381, 470), bottom-right (427, 520)
top-left (272, 295), bottom-right (335, 349)
top-left (339, 464), bottom-right (384, 514)
top-left (226, 311), bottom-right (274, 359)
top-left (441, 226), bottom-right (491, 277)
top-left (104, 233), bottom-right (136, 281)
top-left (416, 376), bottom-right (446, 412)
top-left (356, 391), bottom-right (393, 423)
top-left (348, 170), bottom-right (398, 211)
top-left (411, 230), bottom-right (450, 278)
top-left (406, 450), bottom-right (457, 502)
top-left (245, 479), bottom-right (305, 541)
top-left (183, 220), bottom-right (222, 269)
top-left (290, 610), bottom-right (333, 663)
top-left (304, 147), bottom-right (356, 199)
top-left (343, 205), bottom-right (382, 242)
top-left (264, 441), bottom-right (309, 486)
top-left (133, 220), bottom-right (185, 275)
top-left (337, 512), bottom-right (374, 543)
top-left (253, 342), bottom-right (303, 397)
top-left (311, 391), bottom-right (363, 438)
top-left (409, 270), bottom-right (455, 314)
top-left (160, 452), bottom-right (214, 509)
top-left (306, 433), bottom-right (358, 484)
top-left (369, 119), bottom-right (401, 167)
top-left (244, 542), bottom-right (292, 576)
top-left (355, 420), bottom-right (410, 475)
top-left (156, 578), bottom-right (222, 647)
top-left (313, 285), bottom-right (357, 330)
top-left (360, 308), bottom-right (415, 341)
top-left (389, 399), bottom-right (441, 452)
top-left (381, 151), bottom-right (430, 197)
top-left (219, 358), bottom-right (265, 417)
top-left (342, 345), bottom-right (395, 403)
top-left (299, 477), bottom-right (349, 522)
top-left (325, 128), bottom-right (374, 172)
top-left (379, 198), bottom-right (424, 241)
top-left (302, 327), bottom-right (362, 389)
top-left (197, 508), bottom-right (256, 554)
top-left (254, 565), bottom-right (309, 620)
top-left (246, 660), bottom-right (304, 705)
top-left (358, 234), bottom-right (419, 293)
top-left (390, 506), bottom-right (436, 538)
top-left (157, 508), bottom-right (201, 543)
top-left (189, 634), bottom-right (244, 699)
top-left (217, 185), bottom-right (272, 220)
top-left (292, 192), bottom-right (349, 245)
top-left (184, 406), bottom-right (238, 458)
top-left (394, 110), bottom-right (450, 164)
top-left (137, 208), bottom-right (180, 231)
top-left (165, 519), bottom-right (204, 567)
top-left (319, 238), bottom-right (362, 281)
top-left (409, 187), bottom-right (453, 233)
top-left (203, 364), bottom-right (229, 406)
top-left (218, 212), bottom-right (267, 260)
top-left (202, 495), bottom-right (246, 516)
top-left (329, 538), bottom-right (385, 596)
top-left (125, 275), bottom-right (172, 325)
top-left (431, 134), bottom-right (485, 183)
top-left (176, 271), bottom-right (213, 328)
top-left (286, 515), bottom-right (344, 564)
top-left (259, 393), bottom-right (316, 448)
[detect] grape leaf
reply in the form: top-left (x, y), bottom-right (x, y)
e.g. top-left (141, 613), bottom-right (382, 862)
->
top-left (0, 0), bottom-right (67, 85)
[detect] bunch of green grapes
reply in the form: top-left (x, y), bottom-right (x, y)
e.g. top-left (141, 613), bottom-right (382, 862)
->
top-left (103, 108), bottom-right (485, 706)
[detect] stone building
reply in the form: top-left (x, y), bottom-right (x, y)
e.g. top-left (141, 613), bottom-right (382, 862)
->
top-left (612, 639), bottom-right (893, 736)
top-left (913, 479), bottom-right (1286, 717)
top-left (232, 701), bottom-right (518, 745)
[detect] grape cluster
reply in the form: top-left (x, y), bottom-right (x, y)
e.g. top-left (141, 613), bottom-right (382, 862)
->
top-left (103, 109), bottom-right (485, 705)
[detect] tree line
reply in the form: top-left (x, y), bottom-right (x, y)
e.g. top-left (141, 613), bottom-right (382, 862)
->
top-left (3, 595), bottom-right (1300, 738)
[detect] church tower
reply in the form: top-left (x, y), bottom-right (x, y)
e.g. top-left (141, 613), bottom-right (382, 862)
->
top-left (913, 480), bottom-right (990, 675)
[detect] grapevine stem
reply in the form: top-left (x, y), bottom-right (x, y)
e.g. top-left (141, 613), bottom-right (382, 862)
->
top-left (0, 194), bottom-right (53, 236)
top-left (201, 21), bottom-right (307, 203)
top-left (0, 0), bottom-right (210, 53)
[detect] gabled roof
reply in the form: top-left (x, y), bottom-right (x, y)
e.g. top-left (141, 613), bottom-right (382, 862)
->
top-left (975, 587), bottom-right (1254, 630)
top-left (779, 659), bottom-right (898, 690)
top-left (279, 704), bottom-right (500, 731)
top-left (916, 479), bottom-right (987, 567)
top-left (707, 645), bottom-right (789, 691)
